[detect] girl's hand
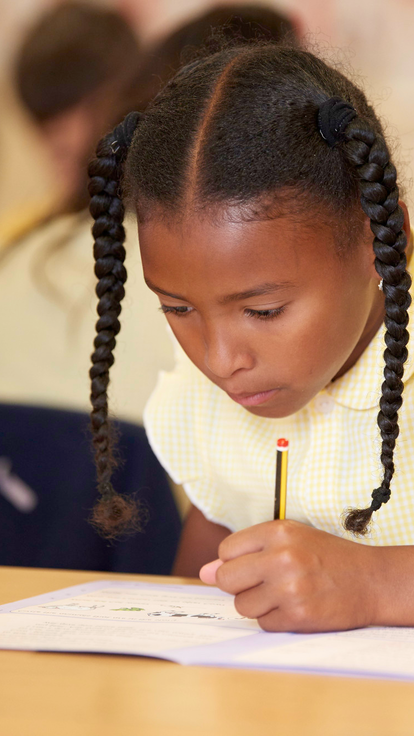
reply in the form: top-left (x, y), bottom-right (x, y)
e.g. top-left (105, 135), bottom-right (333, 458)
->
top-left (199, 520), bottom-right (380, 632)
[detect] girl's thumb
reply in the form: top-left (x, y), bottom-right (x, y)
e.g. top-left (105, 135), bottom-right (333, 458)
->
top-left (199, 558), bottom-right (223, 585)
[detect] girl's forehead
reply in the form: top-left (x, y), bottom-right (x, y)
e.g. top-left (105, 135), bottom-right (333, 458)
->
top-left (138, 212), bottom-right (341, 278)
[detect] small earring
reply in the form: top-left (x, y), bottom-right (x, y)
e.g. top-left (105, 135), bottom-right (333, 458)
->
top-left (378, 279), bottom-right (384, 292)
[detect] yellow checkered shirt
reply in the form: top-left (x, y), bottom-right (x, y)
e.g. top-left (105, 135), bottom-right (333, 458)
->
top-left (144, 281), bottom-right (414, 546)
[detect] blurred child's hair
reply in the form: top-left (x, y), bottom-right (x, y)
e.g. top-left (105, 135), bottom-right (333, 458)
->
top-left (88, 43), bottom-right (411, 537)
top-left (15, 1), bottom-right (142, 213)
top-left (15, 1), bottom-right (141, 122)
top-left (133, 4), bottom-right (296, 111)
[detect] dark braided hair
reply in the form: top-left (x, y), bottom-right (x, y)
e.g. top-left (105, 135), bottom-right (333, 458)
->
top-left (88, 112), bottom-right (142, 538)
top-left (318, 98), bottom-right (411, 533)
top-left (89, 44), bottom-right (411, 536)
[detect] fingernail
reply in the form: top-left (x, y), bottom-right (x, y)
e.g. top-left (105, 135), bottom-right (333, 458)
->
top-left (199, 558), bottom-right (223, 585)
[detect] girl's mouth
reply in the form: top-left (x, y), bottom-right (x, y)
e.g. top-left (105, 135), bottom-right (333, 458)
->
top-left (226, 388), bottom-right (279, 407)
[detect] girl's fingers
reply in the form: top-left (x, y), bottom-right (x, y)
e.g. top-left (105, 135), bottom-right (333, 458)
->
top-left (200, 554), bottom-right (263, 591)
top-left (199, 558), bottom-right (223, 584)
top-left (256, 608), bottom-right (285, 632)
top-left (233, 582), bottom-right (277, 620)
top-left (218, 522), bottom-right (272, 561)
top-left (256, 607), bottom-right (300, 633)
top-left (218, 520), bottom-right (302, 562)
top-left (214, 552), bottom-right (266, 595)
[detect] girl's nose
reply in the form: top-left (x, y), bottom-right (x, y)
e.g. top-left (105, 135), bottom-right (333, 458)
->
top-left (204, 325), bottom-right (254, 378)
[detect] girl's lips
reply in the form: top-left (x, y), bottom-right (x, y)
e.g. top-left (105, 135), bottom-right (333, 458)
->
top-left (226, 388), bottom-right (279, 407)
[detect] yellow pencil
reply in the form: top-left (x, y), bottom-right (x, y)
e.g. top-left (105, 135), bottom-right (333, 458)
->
top-left (274, 438), bottom-right (289, 520)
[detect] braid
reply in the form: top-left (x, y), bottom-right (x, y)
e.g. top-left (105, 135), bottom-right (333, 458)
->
top-left (88, 112), bottom-right (141, 538)
top-left (340, 119), bottom-right (411, 534)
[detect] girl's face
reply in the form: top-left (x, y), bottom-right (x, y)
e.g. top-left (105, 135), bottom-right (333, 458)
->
top-left (139, 211), bottom-right (386, 419)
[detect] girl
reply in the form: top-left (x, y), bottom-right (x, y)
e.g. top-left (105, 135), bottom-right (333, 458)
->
top-left (88, 43), bottom-right (414, 632)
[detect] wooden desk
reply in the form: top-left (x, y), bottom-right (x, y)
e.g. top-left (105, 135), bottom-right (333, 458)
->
top-left (1, 567), bottom-right (413, 736)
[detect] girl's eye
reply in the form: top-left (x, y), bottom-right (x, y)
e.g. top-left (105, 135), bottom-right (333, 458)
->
top-left (159, 305), bottom-right (193, 316)
top-left (244, 306), bottom-right (286, 320)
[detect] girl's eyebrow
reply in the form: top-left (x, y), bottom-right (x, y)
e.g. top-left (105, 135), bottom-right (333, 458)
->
top-left (218, 281), bottom-right (294, 304)
top-left (144, 279), bottom-right (188, 301)
top-left (145, 278), bottom-right (294, 303)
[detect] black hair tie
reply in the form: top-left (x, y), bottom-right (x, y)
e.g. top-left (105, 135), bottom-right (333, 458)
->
top-left (318, 96), bottom-right (357, 147)
top-left (110, 111), bottom-right (142, 155)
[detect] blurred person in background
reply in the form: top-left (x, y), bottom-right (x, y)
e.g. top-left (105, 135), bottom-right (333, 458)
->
top-left (0, 60), bottom-right (55, 248)
top-left (0, 4), bottom-right (295, 524)
top-left (1, 1), bottom-right (143, 243)
top-left (0, 1), bottom-right (165, 427)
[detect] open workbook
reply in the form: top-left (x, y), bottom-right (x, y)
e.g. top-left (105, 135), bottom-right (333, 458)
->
top-left (1, 580), bottom-right (414, 680)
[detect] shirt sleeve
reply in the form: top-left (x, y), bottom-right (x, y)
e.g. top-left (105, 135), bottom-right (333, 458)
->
top-left (143, 340), bottom-right (234, 529)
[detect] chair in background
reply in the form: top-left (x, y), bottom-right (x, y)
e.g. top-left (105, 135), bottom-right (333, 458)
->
top-left (0, 403), bottom-right (181, 574)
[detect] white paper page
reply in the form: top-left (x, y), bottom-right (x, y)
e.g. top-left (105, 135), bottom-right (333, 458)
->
top-left (0, 613), bottom-right (253, 656)
top-left (12, 586), bottom-right (255, 626)
top-left (0, 582), bottom-right (259, 658)
top-left (4, 582), bottom-right (414, 679)
top-left (237, 626), bottom-right (414, 677)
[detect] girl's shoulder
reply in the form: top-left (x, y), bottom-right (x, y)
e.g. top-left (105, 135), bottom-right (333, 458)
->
top-left (143, 340), bottom-right (216, 485)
